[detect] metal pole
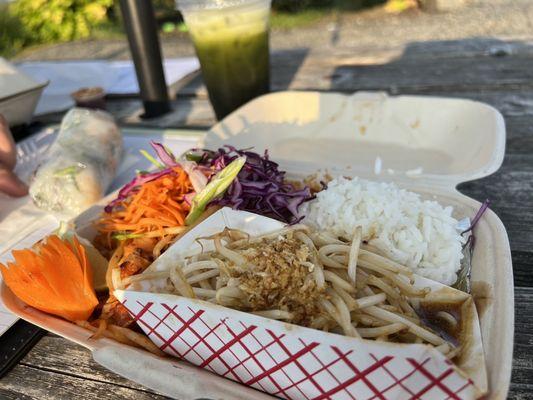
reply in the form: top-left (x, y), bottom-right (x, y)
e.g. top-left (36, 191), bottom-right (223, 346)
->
top-left (119, 0), bottom-right (170, 118)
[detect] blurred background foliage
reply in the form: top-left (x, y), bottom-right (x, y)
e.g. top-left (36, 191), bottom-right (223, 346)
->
top-left (0, 0), bottom-right (412, 57)
top-left (0, 4), bottom-right (26, 56)
top-left (13, 0), bottom-right (114, 41)
top-left (1, 0), bottom-right (114, 56)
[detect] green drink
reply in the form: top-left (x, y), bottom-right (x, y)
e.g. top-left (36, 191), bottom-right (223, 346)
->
top-left (178, 0), bottom-right (271, 120)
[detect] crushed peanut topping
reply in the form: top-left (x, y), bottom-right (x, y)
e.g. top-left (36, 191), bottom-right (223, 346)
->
top-left (226, 233), bottom-right (326, 324)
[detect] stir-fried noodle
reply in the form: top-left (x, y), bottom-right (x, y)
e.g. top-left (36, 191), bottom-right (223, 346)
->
top-left (124, 226), bottom-right (461, 358)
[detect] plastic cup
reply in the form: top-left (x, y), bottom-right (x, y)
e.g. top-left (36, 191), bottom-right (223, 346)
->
top-left (177, 0), bottom-right (271, 120)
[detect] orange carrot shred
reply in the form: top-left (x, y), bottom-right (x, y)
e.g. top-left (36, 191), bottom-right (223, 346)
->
top-left (98, 167), bottom-right (193, 236)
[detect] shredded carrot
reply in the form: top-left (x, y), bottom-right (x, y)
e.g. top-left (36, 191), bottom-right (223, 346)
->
top-left (98, 167), bottom-right (193, 236)
top-left (0, 235), bottom-right (99, 321)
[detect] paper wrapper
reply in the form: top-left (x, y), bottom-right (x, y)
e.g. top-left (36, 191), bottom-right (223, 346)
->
top-left (116, 208), bottom-right (487, 400)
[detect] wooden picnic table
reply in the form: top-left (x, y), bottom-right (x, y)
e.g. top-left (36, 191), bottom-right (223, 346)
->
top-left (1, 37), bottom-right (532, 399)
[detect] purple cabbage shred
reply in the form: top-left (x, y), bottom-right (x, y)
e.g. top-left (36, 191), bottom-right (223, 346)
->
top-left (454, 199), bottom-right (491, 292)
top-left (193, 146), bottom-right (314, 224)
top-left (150, 140), bottom-right (179, 167)
top-left (462, 199), bottom-right (491, 248)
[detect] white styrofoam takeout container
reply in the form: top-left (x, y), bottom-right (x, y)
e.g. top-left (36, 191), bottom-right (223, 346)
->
top-left (0, 58), bottom-right (48, 126)
top-left (0, 91), bottom-right (512, 399)
top-left (203, 91), bottom-right (513, 399)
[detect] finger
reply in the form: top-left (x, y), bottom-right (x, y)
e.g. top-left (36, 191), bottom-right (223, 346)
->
top-left (0, 114), bottom-right (17, 170)
top-left (0, 167), bottom-right (28, 197)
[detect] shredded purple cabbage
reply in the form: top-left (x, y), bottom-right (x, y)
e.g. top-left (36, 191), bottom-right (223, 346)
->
top-left (462, 199), bottom-right (491, 248)
top-left (150, 141), bottom-right (178, 167)
top-left (454, 199), bottom-right (491, 292)
top-left (193, 146), bottom-right (313, 223)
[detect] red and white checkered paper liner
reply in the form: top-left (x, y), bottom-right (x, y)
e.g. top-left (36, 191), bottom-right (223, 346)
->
top-left (115, 290), bottom-right (481, 400)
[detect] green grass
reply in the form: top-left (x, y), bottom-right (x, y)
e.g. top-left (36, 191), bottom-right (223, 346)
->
top-left (263, 0), bottom-right (388, 30)
top-left (96, 9), bottom-right (333, 37)
top-left (271, 9), bottom-right (331, 29)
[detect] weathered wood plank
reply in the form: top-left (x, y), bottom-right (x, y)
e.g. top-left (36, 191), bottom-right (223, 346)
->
top-left (509, 251), bottom-right (533, 288)
top-left (458, 155), bottom-right (533, 241)
top-left (15, 335), bottom-right (159, 393)
top-left (0, 364), bottom-right (169, 400)
top-left (172, 41), bottom-right (533, 97)
top-left (307, 39), bottom-right (533, 93)
top-left (509, 287), bottom-right (533, 400)
top-left (326, 56), bottom-right (533, 93)
top-left (332, 38), bottom-right (533, 60)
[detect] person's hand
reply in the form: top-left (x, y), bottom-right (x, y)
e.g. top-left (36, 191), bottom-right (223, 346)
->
top-left (0, 114), bottom-right (28, 197)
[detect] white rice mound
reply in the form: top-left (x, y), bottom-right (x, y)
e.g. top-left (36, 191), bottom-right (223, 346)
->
top-left (304, 177), bottom-right (465, 285)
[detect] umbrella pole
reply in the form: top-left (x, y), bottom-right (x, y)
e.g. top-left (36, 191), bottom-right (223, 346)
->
top-left (119, 0), bottom-right (171, 118)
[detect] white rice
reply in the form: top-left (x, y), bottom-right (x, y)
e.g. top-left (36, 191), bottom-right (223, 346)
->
top-left (304, 177), bottom-right (465, 285)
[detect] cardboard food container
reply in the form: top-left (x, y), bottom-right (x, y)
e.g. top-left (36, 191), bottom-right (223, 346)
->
top-left (1, 91), bottom-right (513, 399)
top-left (117, 207), bottom-right (488, 400)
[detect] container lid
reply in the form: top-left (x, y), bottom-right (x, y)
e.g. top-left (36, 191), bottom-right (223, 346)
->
top-left (203, 91), bottom-right (506, 189)
top-left (0, 58), bottom-right (45, 101)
